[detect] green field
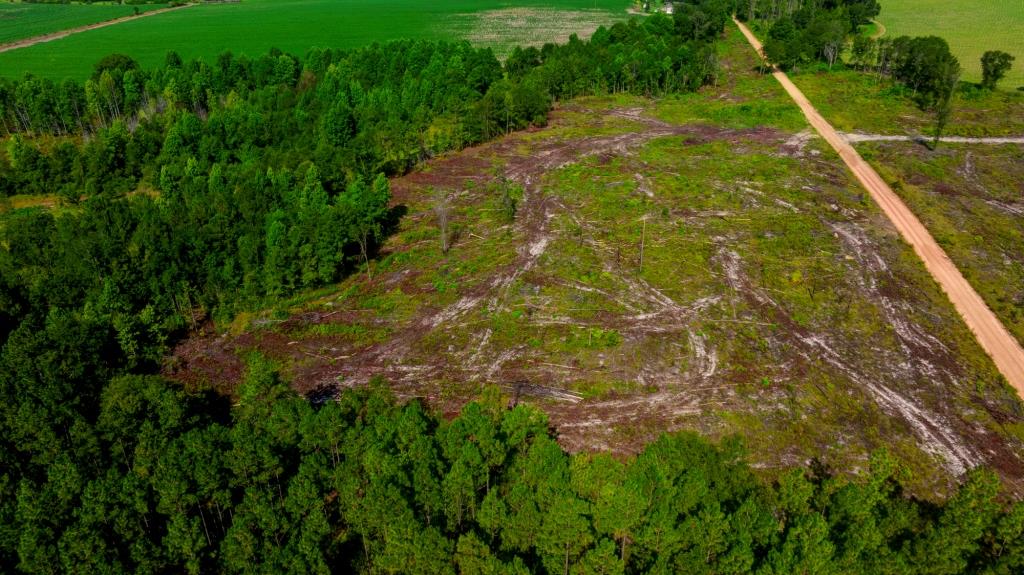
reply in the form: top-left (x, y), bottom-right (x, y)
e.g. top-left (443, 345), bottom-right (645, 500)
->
top-left (878, 0), bottom-right (1024, 87)
top-left (0, 2), bottom-right (166, 44)
top-left (0, 0), bottom-right (631, 80)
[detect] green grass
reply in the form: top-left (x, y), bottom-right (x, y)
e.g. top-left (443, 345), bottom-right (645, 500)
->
top-left (0, 0), bottom-right (631, 80)
top-left (878, 0), bottom-right (1024, 87)
top-left (791, 68), bottom-right (1024, 136)
top-left (0, 2), bottom-right (166, 44)
top-left (859, 21), bottom-right (880, 40)
top-left (655, 24), bottom-right (807, 131)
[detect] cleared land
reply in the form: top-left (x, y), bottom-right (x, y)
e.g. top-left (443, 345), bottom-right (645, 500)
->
top-left (735, 17), bottom-right (1024, 401)
top-left (0, 0), bottom-right (630, 80)
top-left (877, 0), bottom-right (1024, 87)
top-left (167, 27), bottom-right (1024, 495)
top-left (0, 2), bottom-right (167, 44)
top-left (780, 22), bottom-right (1024, 367)
top-left (860, 143), bottom-right (1024, 350)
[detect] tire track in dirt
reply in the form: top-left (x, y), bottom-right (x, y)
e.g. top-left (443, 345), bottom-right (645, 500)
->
top-left (329, 115), bottom-right (725, 393)
top-left (734, 18), bottom-right (1024, 398)
top-left (550, 240), bottom-right (984, 475)
top-left (0, 3), bottom-right (194, 54)
top-left (164, 98), bottom-right (1024, 479)
top-left (720, 245), bottom-right (981, 476)
top-left (870, 18), bottom-right (886, 41)
top-left (165, 109), bottom-right (783, 408)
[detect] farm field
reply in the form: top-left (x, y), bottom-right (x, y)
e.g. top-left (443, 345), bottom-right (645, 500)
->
top-left (0, 2), bottom-right (166, 44)
top-left (878, 0), bottom-right (1024, 87)
top-left (0, 0), bottom-right (631, 80)
top-left (167, 27), bottom-right (1024, 495)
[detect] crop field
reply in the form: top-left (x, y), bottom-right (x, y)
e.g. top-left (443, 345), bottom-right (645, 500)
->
top-left (878, 0), bottom-right (1024, 87)
top-left (167, 28), bottom-right (1024, 496)
top-left (0, 2), bottom-right (167, 44)
top-left (0, 0), bottom-right (631, 80)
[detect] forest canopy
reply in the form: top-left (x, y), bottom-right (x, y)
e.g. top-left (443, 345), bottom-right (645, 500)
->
top-left (7, 365), bottom-right (1024, 574)
top-left (2, 1), bottom-right (1023, 573)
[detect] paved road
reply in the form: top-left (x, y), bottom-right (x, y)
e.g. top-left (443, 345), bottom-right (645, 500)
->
top-left (734, 18), bottom-right (1024, 397)
top-left (0, 4), bottom-right (193, 54)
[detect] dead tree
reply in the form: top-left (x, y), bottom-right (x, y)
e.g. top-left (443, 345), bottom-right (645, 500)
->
top-left (434, 188), bottom-right (452, 255)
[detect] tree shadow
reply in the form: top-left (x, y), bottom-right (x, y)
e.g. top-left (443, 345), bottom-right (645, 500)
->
top-left (382, 204), bottom-right (408, 237)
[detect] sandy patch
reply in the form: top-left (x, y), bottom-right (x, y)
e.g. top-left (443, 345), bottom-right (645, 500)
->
top-left (450, 8), bottom-right (625, 57)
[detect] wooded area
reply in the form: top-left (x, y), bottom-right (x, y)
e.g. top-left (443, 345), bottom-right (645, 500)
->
top-left (7, 364), bottom-right (1024, 574)
top-left (2, 1), bottom-right (1023, 572)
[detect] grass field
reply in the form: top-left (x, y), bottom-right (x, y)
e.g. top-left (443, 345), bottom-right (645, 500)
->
top-left (878, 0), bottom-right (1024, 87)
top-left (792, 69), bottom-right (1024, 136)
top-left (0, 0), bottom-right (631, 80)
top-left (0, 2), bottom-right (166, 44)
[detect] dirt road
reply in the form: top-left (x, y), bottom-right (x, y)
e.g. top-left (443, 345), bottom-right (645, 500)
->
top-left (870, 18), bottom-right (886, 40)
top-left (0, 4), bottom-right (193, 54)
top-left (733, 18), bottom-right (1024, 397)
top-left (841, 133), bottom-right (1024, 144)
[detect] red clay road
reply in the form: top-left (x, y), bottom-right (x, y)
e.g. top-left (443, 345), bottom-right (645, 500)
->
top-left (0, 4), bottom-right (193, 54)
top-left (734, 18), bottom-right (1024, 397)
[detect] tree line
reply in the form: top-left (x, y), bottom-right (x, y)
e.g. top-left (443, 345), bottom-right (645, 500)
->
top-left (746, 0), bottom-right (961, 110)
top-left (4, 358), bottom-right (1024, 574)
top-left (741, 0), bottom-right (880, 70)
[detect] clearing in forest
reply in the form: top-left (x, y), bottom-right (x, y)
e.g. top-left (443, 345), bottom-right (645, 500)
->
top-left (168, 27), bottom-right (1024, 496)
top-left (0, 0), bottom-right (632, 80)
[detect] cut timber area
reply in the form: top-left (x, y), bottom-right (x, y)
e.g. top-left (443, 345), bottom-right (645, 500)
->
top-left (0, 3), bottom-right (192, 54)
top-left (732, 18), bottom-right (1024, 397)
